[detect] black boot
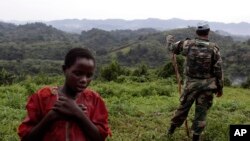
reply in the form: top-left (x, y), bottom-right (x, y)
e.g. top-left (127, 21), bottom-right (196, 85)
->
top-left (167, 125), bottom-right (177, 135)
top-left (192, 134), bottom-right (200, 141)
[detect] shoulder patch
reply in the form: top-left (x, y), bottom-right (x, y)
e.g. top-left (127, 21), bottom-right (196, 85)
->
top-left (187, 39), bottom-right (196, 46)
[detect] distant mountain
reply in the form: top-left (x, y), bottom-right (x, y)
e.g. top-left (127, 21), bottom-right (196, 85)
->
top-left (38, 18), bottom-right (250, 35)
top-left (0, 21), bottom-right (249, 80)
top-left (0, 22), bottom-right (16, 32)
top-left (0, 22), bottom-right (75, 43)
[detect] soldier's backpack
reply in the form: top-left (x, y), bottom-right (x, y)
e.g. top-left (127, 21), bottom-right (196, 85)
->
top-left (185, 39), bottom-right (216, 79)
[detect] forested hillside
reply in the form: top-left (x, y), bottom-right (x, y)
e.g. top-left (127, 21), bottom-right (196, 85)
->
top-left (0, 22), bottom-right (249, 85)
top-left (0, 21), bottom-right (250, 141)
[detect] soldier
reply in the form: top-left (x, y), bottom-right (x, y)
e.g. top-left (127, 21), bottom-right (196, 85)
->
top-left (166, 22), bottom-right (224, 141)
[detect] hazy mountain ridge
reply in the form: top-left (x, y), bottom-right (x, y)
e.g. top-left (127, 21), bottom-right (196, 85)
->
top-left (0, 21), bottom-right (249, 82)
top-left (0, 22), bottom-right (77, 43)
top-left (39, 18), bottom-right (250, 35)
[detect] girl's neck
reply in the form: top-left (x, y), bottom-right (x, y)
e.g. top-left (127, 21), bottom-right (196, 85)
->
top-left (60, 85), bottom-right (79, 99)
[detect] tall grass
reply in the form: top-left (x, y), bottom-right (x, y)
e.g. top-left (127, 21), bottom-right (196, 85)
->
top-left (0, 76), bottom-right (249, 141)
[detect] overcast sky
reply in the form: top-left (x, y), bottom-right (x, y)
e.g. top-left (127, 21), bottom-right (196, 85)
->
top-left (0, 0), bottom-right (249, 23)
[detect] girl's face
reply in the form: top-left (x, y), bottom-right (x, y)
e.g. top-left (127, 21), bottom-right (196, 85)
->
top-left (64, 58), bottom-right (95, 93)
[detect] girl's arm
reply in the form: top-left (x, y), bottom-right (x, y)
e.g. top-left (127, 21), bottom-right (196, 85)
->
top-left (21, 110), bottom-right (59, 141)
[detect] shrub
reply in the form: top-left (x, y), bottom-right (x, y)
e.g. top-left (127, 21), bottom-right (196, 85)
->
top-left (100, 60), bottom-right (129, 81)
top-left (241, 77), bottom-right (250, 89)
top-left (157, 56), bottom-right (184, 79)
top-left (0, 68), bottom-right (16, 85)
top-left (224, 76), bottom-right (232, 86)
top-left (157, 62), bottom-right (174, 78)
top-left (132, 64), bottom-right (148, 76)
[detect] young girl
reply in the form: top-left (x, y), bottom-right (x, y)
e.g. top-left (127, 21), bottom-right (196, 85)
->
top-left (18, 48), bottom-right (111, 141)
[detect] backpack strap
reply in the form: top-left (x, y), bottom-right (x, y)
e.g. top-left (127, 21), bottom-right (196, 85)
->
top-left (188, 39), bottom-right (196, 52)
top-left (182, 39), bottom-right (196, 56)
top-left (208, 42), bottom-right (216, 49)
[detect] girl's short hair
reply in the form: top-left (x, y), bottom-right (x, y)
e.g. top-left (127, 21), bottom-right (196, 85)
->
top-left (64, 48), bottom-right (95, 68)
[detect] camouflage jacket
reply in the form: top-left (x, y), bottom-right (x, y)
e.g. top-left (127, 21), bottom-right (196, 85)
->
top-left (168, 37), bottom-right (223, 92)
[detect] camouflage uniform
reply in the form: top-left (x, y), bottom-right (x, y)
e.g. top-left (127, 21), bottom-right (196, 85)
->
top-left (168, 38), bottom-right (223, 135)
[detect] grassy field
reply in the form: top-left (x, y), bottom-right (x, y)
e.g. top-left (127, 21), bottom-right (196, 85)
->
top-left (0, 77), bottom-right (249, 141)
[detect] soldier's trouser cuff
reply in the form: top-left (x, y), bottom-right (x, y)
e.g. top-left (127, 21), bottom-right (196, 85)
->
top-left (192, 122), bottom-right (206, 135)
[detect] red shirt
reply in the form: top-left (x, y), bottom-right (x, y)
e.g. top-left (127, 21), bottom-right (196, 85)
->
top-left (18, 86), bottom-right (111, 141)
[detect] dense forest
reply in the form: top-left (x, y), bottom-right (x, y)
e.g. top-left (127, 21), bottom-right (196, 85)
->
top-left (0, 21), bottom-right (250, 86)
top-left (0, 21), bottom-right (250, 141)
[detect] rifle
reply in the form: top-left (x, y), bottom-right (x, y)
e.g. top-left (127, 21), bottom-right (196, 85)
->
top-left (166, 35), bottom-right (190, 138)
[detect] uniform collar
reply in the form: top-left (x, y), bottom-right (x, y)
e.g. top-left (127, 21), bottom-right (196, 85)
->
top-left (196, 37), bottom-right (209, 41)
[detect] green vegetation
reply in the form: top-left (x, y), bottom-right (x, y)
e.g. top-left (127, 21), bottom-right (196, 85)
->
top-left (0, 75), bottom-right (249, 141)
top-left (1, 22), bottom-right (249, 85)
top-left (0, 21), bottom-right (250, 140)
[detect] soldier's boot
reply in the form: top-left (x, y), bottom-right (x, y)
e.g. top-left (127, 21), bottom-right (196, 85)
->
top-left (167, 125), bottom-right (177, 135)
top-left (192, 134), bottom-right (200, 141)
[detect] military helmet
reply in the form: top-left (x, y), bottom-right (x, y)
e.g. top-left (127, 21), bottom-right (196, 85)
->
top-left (196, 22), bottom-right (210, 31)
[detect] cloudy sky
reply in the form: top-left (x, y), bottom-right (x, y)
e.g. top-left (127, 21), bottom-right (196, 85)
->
top-left (0, 0), bottom-right (249, 23)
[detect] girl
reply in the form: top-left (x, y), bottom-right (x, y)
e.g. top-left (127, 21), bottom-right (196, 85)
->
top-left (18, 48), bottom-right (111, 141)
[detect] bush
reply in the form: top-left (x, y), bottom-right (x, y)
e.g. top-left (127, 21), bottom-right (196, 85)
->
top-left (224, 76), bottom-right (232, 86)
top-left (132, 64), bottom-right (148, 76)
top-left (129, 76), bottom-right (148, 83)
top-left (157, 62), bottom-right (174, 78)
top-left (157, 56), bottom-right (184, 79)
top-left (242, 77), bottom-right (250, 89)
top-left (0, 68), bottom-right (16, 85)
top-left (100, 60), bottom-right (130, 81)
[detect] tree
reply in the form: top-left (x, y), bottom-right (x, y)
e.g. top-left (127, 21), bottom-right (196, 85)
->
top-left (100, 60), bottom-right (123, 81)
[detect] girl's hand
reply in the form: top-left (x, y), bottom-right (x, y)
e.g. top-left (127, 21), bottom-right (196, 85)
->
top-left (46, 110), bottom-right (61, 122)
top-left (52, 96), bottom-right (84, 119)
top-left (78, 104), bottom-right (88, 115)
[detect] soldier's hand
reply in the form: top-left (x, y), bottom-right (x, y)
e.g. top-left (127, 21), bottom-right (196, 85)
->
top-left (215, 91), bottom-right (223, 97)
top-left (166, 35), bottom-right (174, 45)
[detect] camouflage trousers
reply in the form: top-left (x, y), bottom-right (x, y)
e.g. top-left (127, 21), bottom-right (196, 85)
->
top-left (170, 89), bottom-right (214, 135)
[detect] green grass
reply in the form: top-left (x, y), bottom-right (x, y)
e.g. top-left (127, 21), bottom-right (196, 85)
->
top-left (0, 78), bottom-right (249, 141)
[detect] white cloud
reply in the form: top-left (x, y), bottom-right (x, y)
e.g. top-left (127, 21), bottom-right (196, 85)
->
top-left (0, 0), bottom-right (249, 23)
